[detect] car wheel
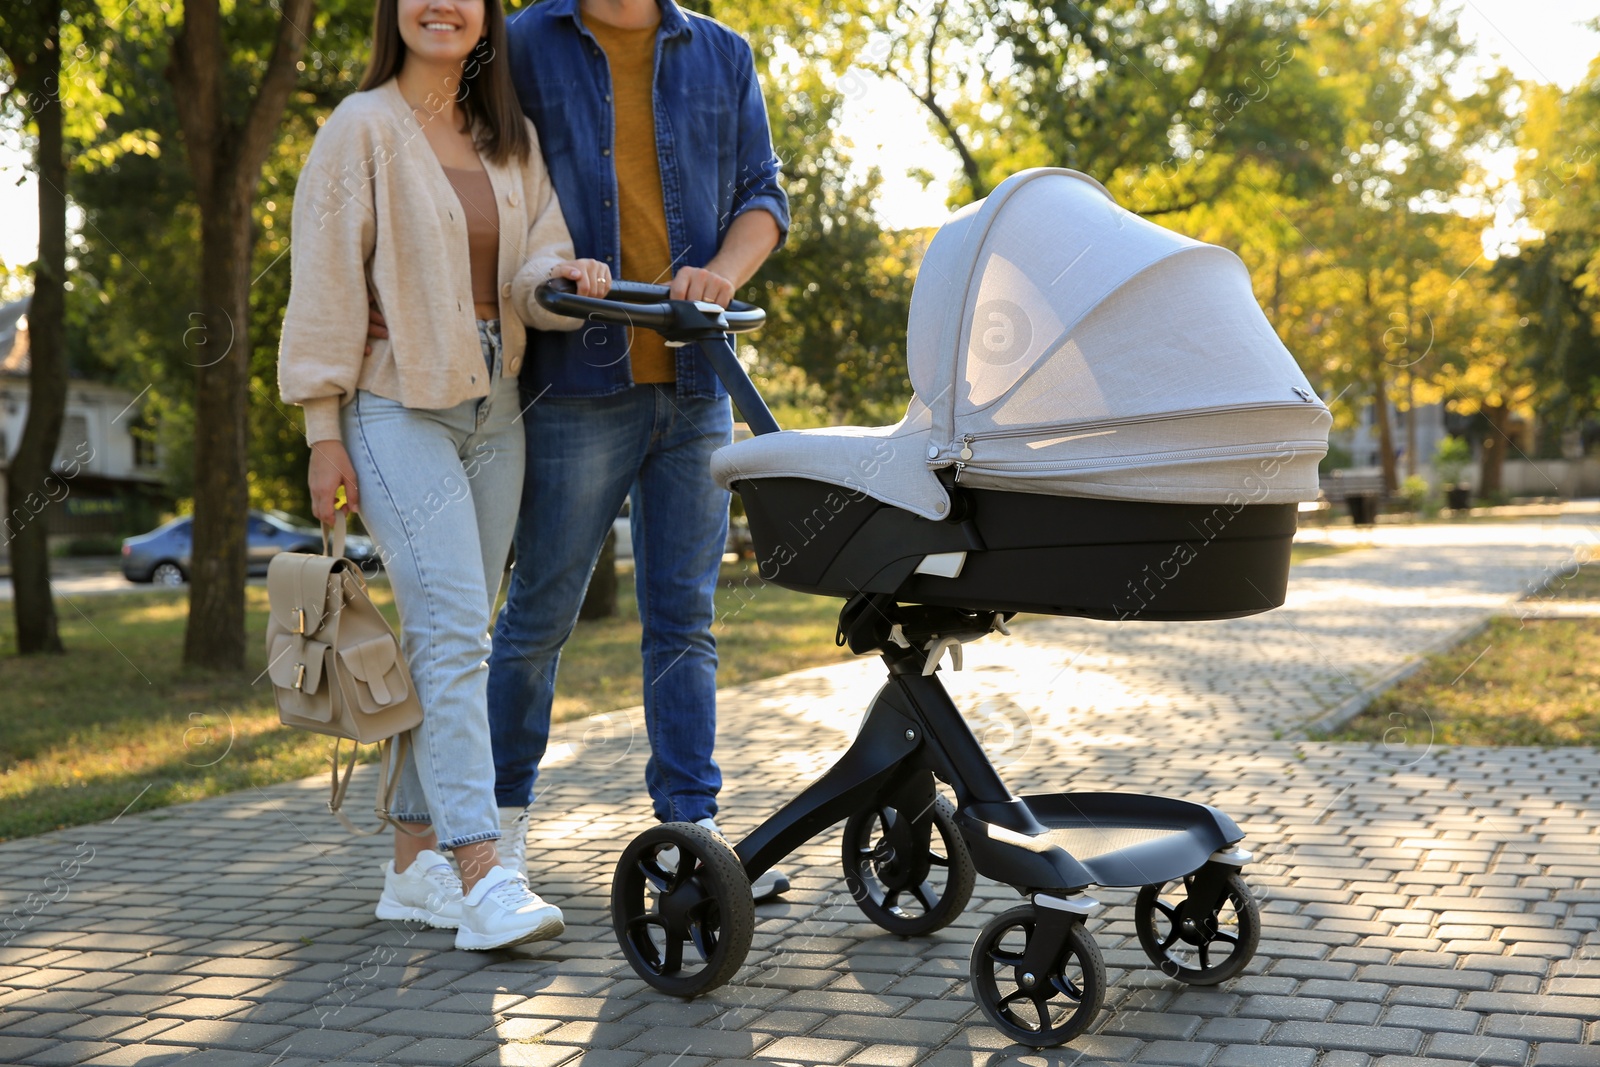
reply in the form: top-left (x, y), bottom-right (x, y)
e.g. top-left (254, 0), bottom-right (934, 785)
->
top-left (151, 562), bottom-right (186, 586)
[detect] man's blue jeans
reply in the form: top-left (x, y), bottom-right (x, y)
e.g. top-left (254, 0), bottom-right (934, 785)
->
top-left (487, 385), bottom-right (732, 823)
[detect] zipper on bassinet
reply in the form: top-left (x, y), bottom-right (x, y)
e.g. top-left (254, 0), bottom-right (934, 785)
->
top-left (953, 434), bottom-right (975, 482)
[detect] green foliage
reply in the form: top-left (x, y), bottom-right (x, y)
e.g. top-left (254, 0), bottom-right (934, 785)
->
top-left (1501, 236), bottom-right (1600, 427)
top-left (51, 535), bottom-right (124, 557)
top-left (1433, 435), bottom-right (1471, 484)
top-left (22, 0), bottom-right (1600, 543)
top-left (1318, 441), bottom-right (1353, 474)
top-left (1398, 474), bottom-right (1429, 511)
top-left (56, 0), bottom-right (372, 519)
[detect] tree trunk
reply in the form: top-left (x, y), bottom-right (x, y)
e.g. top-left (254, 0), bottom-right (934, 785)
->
top-left (5, 3), bottom-right (68, 655)
top-left (181, 186), bottom-right (254, 670)
top-left (1480, 403), bottom-right (1508, 499)
top-left (1373, 377), bottom-right (1398, 495)
top-left (166, 0), bottom-right (313, 670)
top-left (1403, 374), bottom-right (1417, 479)
top-left (1363, 269), bottom-right (1399, 494)
top-left (579, 528), bottom-right (618, 621)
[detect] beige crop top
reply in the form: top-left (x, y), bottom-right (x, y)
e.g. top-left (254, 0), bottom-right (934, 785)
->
top-left (443, 165), bottom-right (501, 315)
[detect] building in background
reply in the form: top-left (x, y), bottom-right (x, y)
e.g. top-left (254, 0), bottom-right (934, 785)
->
top-left (1331, 399), bottom-right (1454, 478)
top-left (1326, 394), bottom-right (1598, 499)
top-left (0, 296), bottom-right (167, 561)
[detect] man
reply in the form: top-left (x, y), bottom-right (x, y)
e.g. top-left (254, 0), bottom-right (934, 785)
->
top-left (491, 0), bottom-right (789, 898)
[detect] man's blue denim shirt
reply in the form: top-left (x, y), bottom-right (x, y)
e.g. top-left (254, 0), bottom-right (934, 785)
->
top-left (506, 0), bottom-right (790, 399)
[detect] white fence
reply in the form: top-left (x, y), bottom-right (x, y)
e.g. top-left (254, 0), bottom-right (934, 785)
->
top-left (1498, 458), bottom-right (1600, 498)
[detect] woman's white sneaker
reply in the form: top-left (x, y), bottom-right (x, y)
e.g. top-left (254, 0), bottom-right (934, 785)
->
top-left (375, 849), bottom-right (464, 929)
top-left (455, 866), bottom-right (564, 951)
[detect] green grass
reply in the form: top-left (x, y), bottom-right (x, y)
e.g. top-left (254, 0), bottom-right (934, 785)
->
top-left (1290, 542), bottom-right (1364, 565)
top-left (0, 563), bottom-right (849, 841)
top-left (1534, 558), bottom-right (1600, 600)
top-left (1327, 560), bottom-right (1600, 748)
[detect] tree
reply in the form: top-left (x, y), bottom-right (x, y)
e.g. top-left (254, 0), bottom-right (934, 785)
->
top-left (745, 64), bottom-right (919, 422)
top-left (66, 1), bottom-right (372, 525)
top-left (1506, 238), bottom-right (1600, 430)
top-left (164, 0), bottom-right (313, 671)
top-left (1257, 0), bottom-right (1505, 491)
top-left (1501, 65), bottom-right (1600, 438)
top-left (830, 0), bottom-right (1346, 214)
top-left (1425, 226), bottom-right (1537, 499)
top-left (0, 0), bottom-right (84, 654)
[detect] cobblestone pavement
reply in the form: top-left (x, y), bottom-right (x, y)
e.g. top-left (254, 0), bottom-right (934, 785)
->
top-left (3, 519), bottom-right (1598, 1067)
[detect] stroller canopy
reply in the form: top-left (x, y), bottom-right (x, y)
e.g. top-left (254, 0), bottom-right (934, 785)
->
top-left (712, 168), bottom-right (1331, 520)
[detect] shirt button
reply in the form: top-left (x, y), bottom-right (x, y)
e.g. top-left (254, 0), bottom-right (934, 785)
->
top-left (508, 191), bottom-right (520, 206)
top-left (601, 147), bottom-right (611, 157)
top-left (605, 255), bottom-right (614, 262)
top-left (603, 199), bottom-right (612, 207)
top-left (604, 94), bottom-right (612, 103)
top-left (501, 282), bottom-right (512, 299)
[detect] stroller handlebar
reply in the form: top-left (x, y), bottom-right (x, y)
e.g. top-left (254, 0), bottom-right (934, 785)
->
top-left (533, 278), bottom-right (781, 437)
top-left (535, 277), bottom-right (767, 335)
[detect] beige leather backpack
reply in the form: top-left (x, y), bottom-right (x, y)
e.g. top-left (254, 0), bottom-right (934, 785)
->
top-left (265, 512), bottom-right (423, 834)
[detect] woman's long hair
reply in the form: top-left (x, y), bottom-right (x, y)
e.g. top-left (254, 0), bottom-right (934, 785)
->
top-left (358, 0), bottom-right (530, 164)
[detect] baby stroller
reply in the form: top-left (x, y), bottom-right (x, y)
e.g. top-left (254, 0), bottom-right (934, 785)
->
top-left (536, 168), bottom-right (1331, 1047)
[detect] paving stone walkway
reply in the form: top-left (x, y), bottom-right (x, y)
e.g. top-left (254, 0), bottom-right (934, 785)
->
top-left (3, 518), bottom-right (1599, 1067)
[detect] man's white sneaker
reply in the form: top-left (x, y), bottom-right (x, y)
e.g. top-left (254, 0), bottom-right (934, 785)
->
top-left (497, 805), bottom-right (531, 879)
top-left (374, 849), bottom-right (464, 929)
top-left (659, 818), bottom-right (791, 902)
top-left (455, 866), bottom-right (565, 951)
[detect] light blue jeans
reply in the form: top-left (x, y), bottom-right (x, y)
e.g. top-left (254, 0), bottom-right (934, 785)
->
top-left (342, 320), bottom-right (523, 849)
top-left (487, 386), bottom-right (733, 823)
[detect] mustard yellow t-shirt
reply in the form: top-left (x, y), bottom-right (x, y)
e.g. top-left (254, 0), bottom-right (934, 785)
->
top-left (587, 16), bottom-right (675, 384)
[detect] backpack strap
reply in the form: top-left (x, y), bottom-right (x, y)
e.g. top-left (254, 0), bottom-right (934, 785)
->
top-left (328, 734), bottom-right (432, 838)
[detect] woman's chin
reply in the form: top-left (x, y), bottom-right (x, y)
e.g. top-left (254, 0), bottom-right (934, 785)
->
top-left (400, 38), bottom-right (475, 66)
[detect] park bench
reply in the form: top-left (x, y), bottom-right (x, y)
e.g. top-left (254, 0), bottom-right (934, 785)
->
top-left (1320, 470), bottom-right (1386, 525)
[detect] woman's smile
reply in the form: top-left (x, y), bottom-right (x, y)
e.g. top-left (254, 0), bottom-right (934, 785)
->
top-left (400, 1), bottom-right (482, 63)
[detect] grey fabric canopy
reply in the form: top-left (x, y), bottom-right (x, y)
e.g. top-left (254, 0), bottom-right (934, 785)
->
top-left (712, 169), bottom-right (1331, 520)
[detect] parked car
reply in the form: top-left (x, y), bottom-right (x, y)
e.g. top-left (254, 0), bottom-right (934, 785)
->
top-left (121, 509), bottom-right (379, 585)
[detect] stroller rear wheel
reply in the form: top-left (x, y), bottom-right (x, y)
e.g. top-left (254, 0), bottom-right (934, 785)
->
top-left (843, 794), bottom-right (975, 936)
top-left (612, 822), bottom-right (755, 997)
top-left (1135, 869), bottom-right (1259, 985)
top-left (970, 903), bottom-right (1105, 1047)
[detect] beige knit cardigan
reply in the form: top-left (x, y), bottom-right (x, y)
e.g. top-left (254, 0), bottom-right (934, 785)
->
top-left (278, 79), bottom-right (581, 444)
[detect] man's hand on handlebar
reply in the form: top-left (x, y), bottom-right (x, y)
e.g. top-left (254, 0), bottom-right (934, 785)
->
top-left (669, 265), bottom-right (734, 308)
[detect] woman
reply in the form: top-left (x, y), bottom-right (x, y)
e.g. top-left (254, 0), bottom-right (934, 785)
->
top-left (277, 0), bottom-right (609, 951)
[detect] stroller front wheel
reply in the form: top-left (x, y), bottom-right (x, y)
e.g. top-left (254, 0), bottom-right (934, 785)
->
top-left (611, 822), bottom-right (755, 997)
top-left (970, 903), bottom-right (1105, 1047)
top-left (843, 794), bottom-right (975, 936)
top-left (1134, 869), bottom-right (1260, 985)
